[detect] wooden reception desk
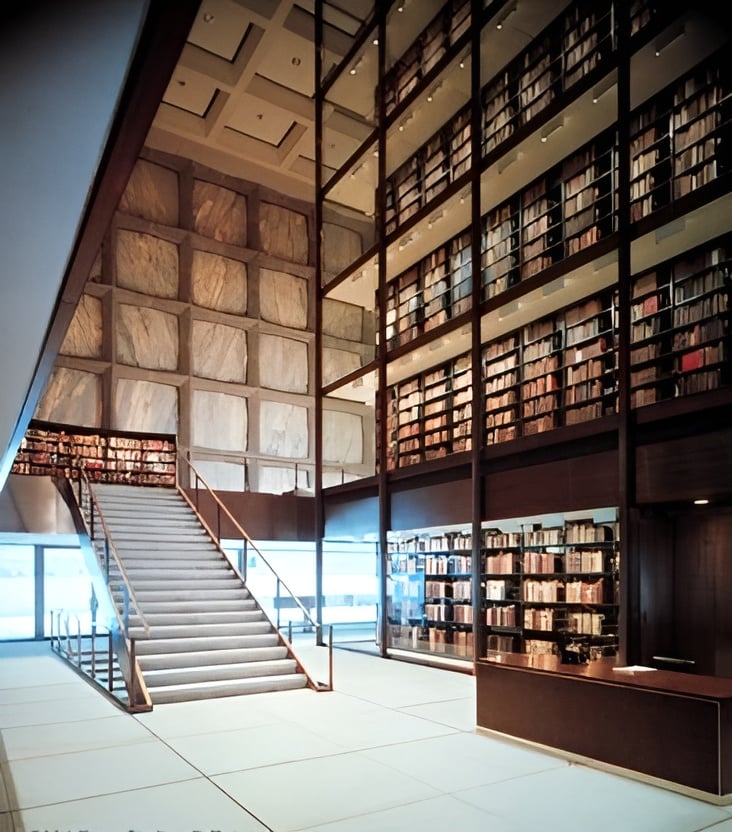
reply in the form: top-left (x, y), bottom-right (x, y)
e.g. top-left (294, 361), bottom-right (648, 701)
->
top-left (476, 655), bottom-right (732, 801)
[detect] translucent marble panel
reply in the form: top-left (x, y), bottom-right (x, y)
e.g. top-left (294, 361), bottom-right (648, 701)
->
top-left (60, 294), bottom-right (102, 358)
top-left (322, 347), bottom-right (361, 386)
top-left (322, 222), bottom-right (363, 280)
top-left (322, 298), bottom-right (364, 342)
top-left (116, 230), bottom-right (179, 299)
top-left (259, 401), bottom-right (308, 458)
top-left (191, 390), bottom-right (247, 452)
top-left (116, 305), bottom-right (179, 371)
top-left (322, 470), bottom-right (360, 487)
top-left (258, 466), bottom-right (310, 495)
top-left (118, 159), bottom-right (179, 226)
top-left (193, 180), bottom-right (247, 246)
top-left (258, 334), bottom-right (308, 394)
top-left (114, 379), bottom-right (178, 435)
top-left (323, 410), bottom-right (363, 464)
top-left (259, 269), bottom-right (307, 330)
top-left (191, 460), bottom-right (246, 491)
top-left (259, 203), bottom-right (309, 265)
top-left (35, 368), bottom-right (100, 427)
top-left (191, 250), bottom-right (247, 315)
top-left (192, 320), bottom-right (247, 383)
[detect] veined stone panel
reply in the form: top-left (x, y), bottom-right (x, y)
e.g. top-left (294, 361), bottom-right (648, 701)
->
top-left (259, 269), bottom-right (307, 329)
top-left (114, 379), bottom-right (178, 435)
top-left (116, 229), bottom-right (179, 299)
top-left (116, 304), bottom-right (179, 371)
top-left (192, 180), bottom-right (247, 246)
top-left (322, 222), bottom-right (362, 280)
top-left (259, 401), bottom-right (308, 458)
top-left (258, 333), bottom-right (307, 394)
top-left (118, 159), bottom-right (179, 226)
top-left (36, 368), bottom-right (100, 427)
top-left (322, 298), bottom-right (364, 342)
top-left (191, 460), bottom-right (246, 491)
top-left (191, 390), bottom-right (247, 452)
top-left (258, 465), bottom-right (310, 495)
top-left (60, 294), bottom-right (103, 359)
top-left (323, 347), bottom-right (361, 386)
top-left (259, 203), bottom-right (308, 264)
top-left (192, 320), bottom-right (247, 383)
top-left (323, 410), bottom-right (363, 464)
top-left (191, 250), bottom-right (247, 315)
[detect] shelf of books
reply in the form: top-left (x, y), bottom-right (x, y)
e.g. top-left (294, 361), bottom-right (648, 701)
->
top-left (12, 420), bottom-right (177, 486)
top-left (629, 49), bottom-right (730, 224)
top-left (483, 289), bottom-right (617, 446)
top-left (630, 237), bottom-right (731, 407)
top-left (482, 512), bottom-right (620, 659)
top-left (386, 352), bottom-right (472, 470)
top-left (387, 529), bottom-right (473, 659)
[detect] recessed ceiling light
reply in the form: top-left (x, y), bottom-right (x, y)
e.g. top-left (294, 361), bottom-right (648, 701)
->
top-left (292, 57), bottom-right (301, 66)
top-left (693, 498), bottom-right (710, 505)
top-left (202, 12), bottom-right (215, 23)
top-left (177, 79), bottom-right (186, 87)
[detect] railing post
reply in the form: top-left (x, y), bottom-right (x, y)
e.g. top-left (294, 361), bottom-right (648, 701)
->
top-left (276, 578), bottom-right (281, 630)
top-left (216, 502), bottom-right (221, 543)
top-left (288, 619), bottom-right (293, 643)
top-left (243, 539), bottom-right (248, 582)
top-left (104, 539), bottom-right (110, 582)
top-left (123, 587), bottom-right (130, 636)
top-left (108, 632), bottom-right (114, 692)
top-left (329, 624), bottom-right (334, 691)
top-left (76, 618), bottom-right (82, 668)
top-left (129, 638), bottom-right (137, 706)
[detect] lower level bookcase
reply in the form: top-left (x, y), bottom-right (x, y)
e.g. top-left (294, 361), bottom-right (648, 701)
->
top-left (386, 506), bottom-right (620, 663)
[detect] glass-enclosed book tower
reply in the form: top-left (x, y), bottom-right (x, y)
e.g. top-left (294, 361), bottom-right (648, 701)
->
top-left (315, 0), bottom-right (731, 667)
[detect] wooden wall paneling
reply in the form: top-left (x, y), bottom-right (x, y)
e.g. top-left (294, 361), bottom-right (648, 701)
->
top-left (323, 489), bottom-right (379, 540)
top-left (390, 477), bottom-right (472, 531)
top-left (636, 507), bottom-right (675, 667)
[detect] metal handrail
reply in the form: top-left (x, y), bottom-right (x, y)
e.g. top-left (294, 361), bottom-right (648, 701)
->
top-left (175, 452), bottom-right (333, 691)
top-left (74, 464), bottom-right (151, 640)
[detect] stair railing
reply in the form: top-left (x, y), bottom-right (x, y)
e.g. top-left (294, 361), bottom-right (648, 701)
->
top-left (176, 453), bottom-right (333, 692)
top-left (62, 464), bottom-right (153, 711)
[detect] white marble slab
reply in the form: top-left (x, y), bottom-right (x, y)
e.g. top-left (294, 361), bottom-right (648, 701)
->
top-left (259, 401), bottom-right (308, 458)
top-left (118, 158), bottom-right (179, 226)
top-left (323, 346), bottom-right (362, 386)
top-left (191, 249), bottom-right (247, 315)
top-left (113, 379), bottom-right (178, 435)
top-left (259, 202), bottom-right (309, 264)
top-left (191, 390), bottom-right (248, 452)
top-left (322, 297), bottom-right (364, 341)
top-left (193, 180), bottom-right (247, 246)
top-left (191, 319), bottom-right (247, 383)
top-left (257, 465), bottom-right (311, 494)
top-left (322, 221), bottom-right (363, 279)
top-left (323, 410), bottom-right (363, 464)
top-left (59, 294), bottom-right (102, 358)
top-left (116, 304), bottom-right (178, 371)
top-left (35, 368), bottom-right (100, 427)
top-left (259, 268), bottom-right (308, 329)
top-left (258, 333), bottom-right (308, 393)
top-left (115, 229), bottom-right (179, 299)
top-left (189, 460), bottom-right (246, 491)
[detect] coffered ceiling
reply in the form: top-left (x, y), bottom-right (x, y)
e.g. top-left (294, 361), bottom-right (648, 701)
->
top-left (147, 0), bottom-right (374, 202)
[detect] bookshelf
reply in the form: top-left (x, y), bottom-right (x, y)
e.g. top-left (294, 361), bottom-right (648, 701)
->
top-left (12, 420), bottom-right (177, 486)
top-left (630, 237), bottom-right (731, 407)
top-left (482, 513), bottom-right (620, 658)
top-left (387, 530), bottom-right (473, 659)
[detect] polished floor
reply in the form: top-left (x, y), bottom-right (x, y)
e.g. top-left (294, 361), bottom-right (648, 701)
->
top-left (1, 641), bottom-right (732, 832)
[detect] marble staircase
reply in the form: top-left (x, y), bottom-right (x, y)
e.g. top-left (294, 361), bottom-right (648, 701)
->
top-left (91, 483), bottom-right (308, 704)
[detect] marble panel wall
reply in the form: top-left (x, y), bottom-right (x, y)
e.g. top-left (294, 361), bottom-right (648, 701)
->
top-left (114, 379), bottom-right (178, 435)
top-left (60, 294), bottom-right (103, 359)
top-left (118, 159), bottom-right (179, 226)
top-left (323, 410), bottom-right (363, 464)
top-left (191, 250), bottom-right (247, 315)
top-left (258, 334), bottom-right (308, 394)
top-left (258, 465), bottom-right (310, 495)
top-left (259, 401), bottom-right (308, 458)
top-left (191, 459), bottom-right (246, 491)
top-left (322, 298), bottom-right (363, 342)
top-left (191, 320), bottom-right (247, 383)
top-left (116, 304), bottom-right (179, 371)
top-left (259, 203), bottom-right (309, 264)
top-left (322, 347), bottom-right (362, 386)
top-left (116, 230), bottom-right (179, 299)
top-left (192, 180), bottom-right (247, 246)
top-left (322, 222), bottom-right (363, 280)
top-left (191, 390), bottom-right (247, 452)
top-left (259, 269), bottom-right (307, 329)
top-left (36, 368), bottom-right (101, 427)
